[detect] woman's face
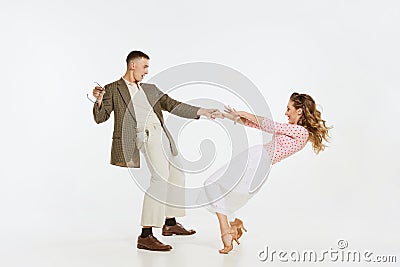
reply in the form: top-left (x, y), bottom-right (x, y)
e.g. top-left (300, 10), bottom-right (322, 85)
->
top-left (285, 100), bottom-right (302, 124)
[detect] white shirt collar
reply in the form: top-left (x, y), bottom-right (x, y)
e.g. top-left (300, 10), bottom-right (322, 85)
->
top-left (122, 77), bottom-right (140, 88)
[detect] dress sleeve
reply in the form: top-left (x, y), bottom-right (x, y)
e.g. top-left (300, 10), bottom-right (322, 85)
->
top-left (243, 117), bottom-right (308, 140)
top-left (242, 116), bottom-right (274, 134)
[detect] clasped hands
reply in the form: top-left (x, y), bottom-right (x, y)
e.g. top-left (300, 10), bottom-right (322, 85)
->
top-left (198, 105), bottom-right (243, 124)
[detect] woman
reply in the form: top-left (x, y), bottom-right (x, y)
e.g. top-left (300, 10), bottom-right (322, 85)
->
top-left (207, 92), bottom-right (331, 254)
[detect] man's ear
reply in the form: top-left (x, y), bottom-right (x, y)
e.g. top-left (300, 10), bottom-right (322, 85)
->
top-left (128, 60), bottom-right (135, 70)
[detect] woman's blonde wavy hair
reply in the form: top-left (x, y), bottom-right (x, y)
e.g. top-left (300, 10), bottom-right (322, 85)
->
top-left (290, 93), bottom-right (331, 154)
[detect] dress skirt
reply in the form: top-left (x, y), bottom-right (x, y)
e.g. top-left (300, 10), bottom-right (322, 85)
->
top-left (202, 144), bottom-right (272, 220)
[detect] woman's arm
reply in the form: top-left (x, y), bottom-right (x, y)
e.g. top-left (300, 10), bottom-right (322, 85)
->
top-left (223, 106), bottom-right (308, 139)
top-left (223, 106), bottom-right (276, 134)
top-left (223, 106), bottom-right (264, 125)
top-left (236, 110), bottom-right (265, 125)
top-left (222, 107), bottom-right (244, 124)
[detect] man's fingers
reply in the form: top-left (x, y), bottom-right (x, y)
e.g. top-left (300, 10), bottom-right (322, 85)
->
top-left (215, 112), bottom-right (224, 119)
top-left (210, 111), bottom-right (223, 119)
top-left (93, 87), bottom-right (105, 94)
top-left (92, 87), bottom-right (105, 100)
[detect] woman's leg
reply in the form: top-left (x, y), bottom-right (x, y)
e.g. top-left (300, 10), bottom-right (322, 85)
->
top-left (216, 212), bottom-right (230, 235)
top-left (216, 212), bottom-right (239, 253)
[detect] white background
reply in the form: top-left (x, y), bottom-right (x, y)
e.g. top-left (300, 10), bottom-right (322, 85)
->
top-left (1, 0), bottom-right (399, 266)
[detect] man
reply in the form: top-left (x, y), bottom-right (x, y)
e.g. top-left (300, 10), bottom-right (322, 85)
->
top-left (92, 51), bottom-right (219, 251)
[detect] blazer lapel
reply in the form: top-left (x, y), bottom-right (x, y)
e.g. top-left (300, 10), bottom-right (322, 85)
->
top-left (140, 83), bottom-right (157, 106)
top-left (140, 83), bottom-right (165, 125)
top-left (117, 78), bottom-right (136, 121)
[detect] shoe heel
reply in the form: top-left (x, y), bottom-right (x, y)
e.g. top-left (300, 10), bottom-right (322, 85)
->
top-left (231, 218), bottom-right (247, 241)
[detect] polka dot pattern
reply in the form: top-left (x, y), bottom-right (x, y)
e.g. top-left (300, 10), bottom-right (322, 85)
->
top-left (243, 117), bottom-right (309, 164)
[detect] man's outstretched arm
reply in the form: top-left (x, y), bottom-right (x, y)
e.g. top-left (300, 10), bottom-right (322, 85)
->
top-left (157, 87), bottom-right (220, 119)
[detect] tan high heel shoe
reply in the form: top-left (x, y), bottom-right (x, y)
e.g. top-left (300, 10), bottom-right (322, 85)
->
top-left (219, 227), bottom-right (238, 254)
top-left (230, 218), bottom-right (247, 242)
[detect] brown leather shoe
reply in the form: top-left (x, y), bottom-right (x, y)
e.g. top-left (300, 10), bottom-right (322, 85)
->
top-left (162, 223), bottom-right (196, 236)
top-left (137, 234), bottom-right (172, 251)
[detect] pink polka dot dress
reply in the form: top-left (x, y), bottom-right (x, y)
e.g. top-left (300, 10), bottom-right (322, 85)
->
top-left (204, 116), bottom-right (309, 219)
top-left (243, 117), bottom-right (309, 165)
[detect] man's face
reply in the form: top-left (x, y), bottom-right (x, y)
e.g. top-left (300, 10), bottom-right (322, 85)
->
top-left (131, 57), bottom-right (149, 82)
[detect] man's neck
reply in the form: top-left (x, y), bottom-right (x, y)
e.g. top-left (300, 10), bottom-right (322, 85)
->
top-left (122, 72), bottom-right (138, 84)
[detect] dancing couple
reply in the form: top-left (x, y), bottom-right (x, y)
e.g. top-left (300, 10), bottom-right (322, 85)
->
top-left (92, 50), bottom-right (330, 253)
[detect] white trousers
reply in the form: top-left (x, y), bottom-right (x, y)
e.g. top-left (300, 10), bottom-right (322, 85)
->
top-left (136, 123), bottom-right (186, 228)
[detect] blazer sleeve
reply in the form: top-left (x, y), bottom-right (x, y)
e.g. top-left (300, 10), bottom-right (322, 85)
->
top-left (155, 86), bottom-right (201, 119)
top-left (93, 84), bottom-right (114, 124)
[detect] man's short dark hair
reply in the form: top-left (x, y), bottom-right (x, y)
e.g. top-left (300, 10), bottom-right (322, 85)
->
top-left (126, 50), bottom-right (150, 64)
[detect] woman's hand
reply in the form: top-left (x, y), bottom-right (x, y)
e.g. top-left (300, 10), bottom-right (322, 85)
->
top-left (223, 105), bottom-right (242, 124)
top-left (224, 105), bottom-right (240, 116)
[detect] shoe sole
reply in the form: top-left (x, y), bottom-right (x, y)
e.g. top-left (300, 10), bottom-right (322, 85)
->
top-left (137, 244), bottom-right (172, 251)
top-left (162, 232), bottom-right (196, 236)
